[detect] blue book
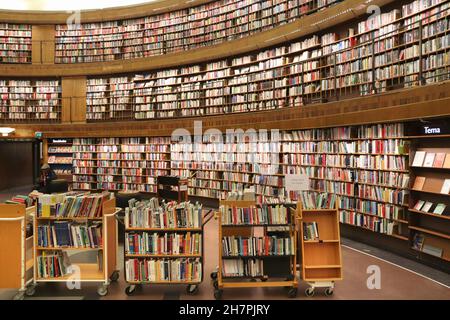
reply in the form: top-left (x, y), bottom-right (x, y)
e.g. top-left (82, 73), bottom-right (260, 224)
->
top-left (54, 221), bottom-right (71, 247)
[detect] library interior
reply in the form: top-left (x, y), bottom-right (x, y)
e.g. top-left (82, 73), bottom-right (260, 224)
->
top-left (0, 0), bottom-right (449, 302)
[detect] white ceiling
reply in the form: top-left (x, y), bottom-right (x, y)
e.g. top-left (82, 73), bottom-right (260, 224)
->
top-left (0, 0), bottom-right (159, 11)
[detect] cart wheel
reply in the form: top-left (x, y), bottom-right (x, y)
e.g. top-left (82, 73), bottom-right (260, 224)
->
top-left (186, 284), bottom-right (199, 295)
top-left (125, 285), bottom-right (136, 296)
top-left (214, 289), bottom-right (223, 300)
top-left (13, 292), bottom-right (25, 300)
top-left (109, 271), bottom-right (120, 282)
top-left (213, 280), bottom-right (219, 290)
top-left (25, 285), bottom-right (36, 296)
top-left (324, 287), bottom-right (334, 296)
top-left (97, 285), bottom-right (108, 297)
top-left (288, 287), bottom-right (298, 298)
top-left (210, 272), bottom-right (218, 280)
top-left (261, 277), bottom-right (268, 282)
top-left (305, 287), bottom-right (315, 297)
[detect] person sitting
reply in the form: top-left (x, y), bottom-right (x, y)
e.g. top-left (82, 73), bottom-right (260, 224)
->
top-left (36, 163), bottom-right (57, 194)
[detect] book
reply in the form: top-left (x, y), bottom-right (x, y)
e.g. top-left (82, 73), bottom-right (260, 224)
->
top-left (413, 200), bottom-right (425, 211)
top-left (432, 203), bottom-right (446, 215)
top-left (412, 233), bottom-right (424, 251)
top-left (440, 179), bottom-right (450, 194)
top-left (412, 151), bottom-right (426, 167)
top-left (433, 153), bottom-right (446, 168)
top-left (421, 202), bottom-right (433, 213)
top-left (422, 244), bottom-right (443, 258)
top-left (412, 176), bottom-right (426, 190)
top-left (444, 154), bottom-right (450, 169)
top-left (423, 153), bottom-right (436, 167)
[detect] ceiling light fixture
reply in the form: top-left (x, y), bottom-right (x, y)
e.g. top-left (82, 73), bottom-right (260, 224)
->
top-left (0, 127), bottom-right (16, 137)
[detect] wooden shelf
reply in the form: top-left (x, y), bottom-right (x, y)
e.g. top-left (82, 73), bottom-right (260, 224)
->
top-left (409, 226), bottom-right (450, 240)
top-left (411, 247), bottom-right (450, 262)
top-left (35, 263), bottom-right (104, 282)
top-left (408, 208), bottom-right (450, 220)
top-left (304, 265), bottom-right (342, 269)
top-left (36, 247), bottom-right (102, 251)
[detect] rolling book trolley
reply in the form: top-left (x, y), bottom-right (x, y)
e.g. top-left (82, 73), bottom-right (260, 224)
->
top-left (297, 195), bottom-right (343, 297)
top-left (31, 193), bottom-right (121, 297)
top-left (123, 198), bottom-right (214, 296)
top-left (211, 199), bottom-right (298, 299)
top-left (0, 205), bottom-right (35, 300)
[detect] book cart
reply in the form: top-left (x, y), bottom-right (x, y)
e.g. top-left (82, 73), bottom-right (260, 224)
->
top-left (0, 205), bottom-right (35, 300)
top-left (297, 201), bottom-right (343, 296)
top-left (211, 199), bottom-right (298, 299)
top-left (31, 197), bottom-right (121, 297)
top-left (123, 197), bottom-right (214, 296)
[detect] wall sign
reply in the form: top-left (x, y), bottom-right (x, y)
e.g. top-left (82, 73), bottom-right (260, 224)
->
top-left (285, 174), bottom-right (310, 192)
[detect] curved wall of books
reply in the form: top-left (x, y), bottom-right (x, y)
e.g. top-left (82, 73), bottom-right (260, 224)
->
top-left (1, 0), bottom-right (450, 125)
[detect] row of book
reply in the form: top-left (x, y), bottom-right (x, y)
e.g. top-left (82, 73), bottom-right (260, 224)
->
top-left (36, 252), bottom-right (69, 279)
top-left (413, 200), bottom-right (447, 215)
top-left (54, 0), bottom-right (341, 63)
top-left (0, 24), bottom-right (31, 64)
top-left (125, 232), bottom-right (202, 255)
top-left (0, 80), bottom-right (61, 121)
top-left (37, 193), bottom-right (109, 218)
top-left (124, 258), bottom-right (202, 282)
top-left (222, 236), bottom-right (295, 256)
top-left (412, 177), bottom-right (450, 194)
top-left (222, 258), bottom-right (265, 277)
top-left (412, 151), bottom-right (450, 168)
top-left (220, 205), bottom-right (290, 225)
top-left (280, 139), bottom-right (409, 154)
top-left (125, 199), bottom-right (203, 229)
top-left (37, 222), bottom-right (102, 248)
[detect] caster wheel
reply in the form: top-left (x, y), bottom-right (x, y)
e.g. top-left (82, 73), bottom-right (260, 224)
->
top-left (250, 278), bottom-right (257, 282)
top-left (261, 277), bottom-right (268, 282)
top-left (305, 287), bottom-right (315, 297)
top-left (288, 287), bottom-right (298, 298)
top-left (125, 285), bottom-right (136, 296)
top-left (325, 287), bottom-right (334, 296)
top-left (110, 271), bottom-right (120, 282)
top-left (97, 285), bottom-right (108, 297)
top-left (210, 272), bottom-right (218, 280)
top-left (214, 289), bottom-right (223, 300)
top-left (186, 284), bottom-right (199, 295)
top-left (213, 280), bottom-right (219, 290)
top-left (25, 286), bottom-right (36, 296)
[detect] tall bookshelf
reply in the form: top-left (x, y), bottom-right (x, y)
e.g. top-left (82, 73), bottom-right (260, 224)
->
top-left (169, 123), bottom-right (411, 240)
top-left (54, 0), bottom-right (342, 64)
top-left (408, 134), bottom-right (450, 262)
top-left (83, 0), bottom-right (450, 122)
top-left (0, 23), bottom-right (32, 64)
top-left (72, 137), bottom-right (171, 192)
top-left (0, 79), bottom-right (62, 123)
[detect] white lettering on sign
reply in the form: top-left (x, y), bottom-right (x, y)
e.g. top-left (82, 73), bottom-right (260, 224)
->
top-left (424, 127), bottom-right (441, 134)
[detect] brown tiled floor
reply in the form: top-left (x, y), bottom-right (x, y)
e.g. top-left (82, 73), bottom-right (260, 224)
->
top-left (1, 215), bottom-right (449, 300)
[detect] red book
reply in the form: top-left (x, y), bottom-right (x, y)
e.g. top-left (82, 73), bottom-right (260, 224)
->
top-left (433, 153), bottom-right (446, 168)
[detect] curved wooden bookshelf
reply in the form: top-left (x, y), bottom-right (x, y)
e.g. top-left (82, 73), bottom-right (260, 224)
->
top-left (9, 82), bottom-right (450, 138)
top-left (0, 0), bottom-right (394, 76)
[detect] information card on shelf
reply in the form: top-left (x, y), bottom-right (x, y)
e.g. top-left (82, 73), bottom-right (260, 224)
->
top-left (285, 174), bottom-right (310, 192)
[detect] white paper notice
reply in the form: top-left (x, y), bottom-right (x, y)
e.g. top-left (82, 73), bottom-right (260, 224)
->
top-left (285, 174), bottom-right (310, 192)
